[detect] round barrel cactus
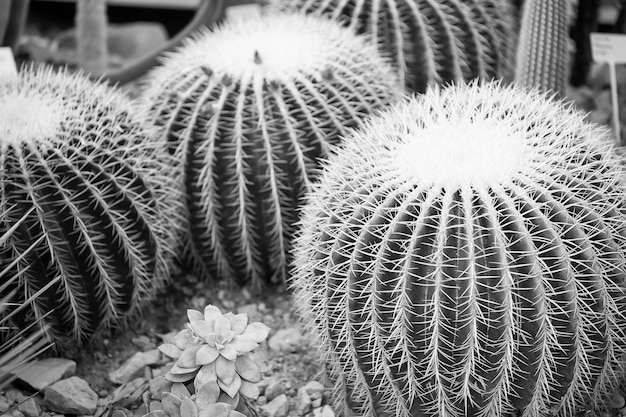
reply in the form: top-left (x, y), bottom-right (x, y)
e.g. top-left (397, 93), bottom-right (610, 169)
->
top-left (0, 66), bottom-right (183, 346)
top-left (292, 81), bottom-right (626, 417)
top-left (270, 0), bottom-right (516, 92)
top-left (138, 13), bottom-right (402, 286)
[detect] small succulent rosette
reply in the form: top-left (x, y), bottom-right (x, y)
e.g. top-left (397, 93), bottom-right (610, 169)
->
top-left (154, 381), bottom-right (246, 417)
top-left (159, 305), bottom-right (270, 406)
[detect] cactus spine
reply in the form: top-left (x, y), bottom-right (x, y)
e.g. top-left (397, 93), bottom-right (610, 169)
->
top-left (0, 66), bottom-right (183, 346)
top-left (139, 13), bottom-right (402, 286)
top-left (292, 81), bottom-right (626, 417)
top-left (270, 0), bottom-right (515, 92)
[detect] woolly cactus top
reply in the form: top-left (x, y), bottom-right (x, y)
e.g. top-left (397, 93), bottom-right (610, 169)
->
top-left (149, 13), bottom-right (395, 83)
top-left (0, 66), bottom-right (151, 151)
top-left (323, 82), bottom-right (617, 191)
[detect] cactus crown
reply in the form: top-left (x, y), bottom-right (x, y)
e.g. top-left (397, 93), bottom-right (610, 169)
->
top-left (292, 81), bottom-right (626, 417)
top-left (156, 12), bottom-right (389, 83)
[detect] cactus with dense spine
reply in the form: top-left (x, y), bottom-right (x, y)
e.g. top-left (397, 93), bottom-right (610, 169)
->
top-left (270, 0), bottom-right (516, 93)
top-left (514, 0), bottom-right (570, 96)
top-left (291, 81), bottom-right (626, 417)
top-left (139, 13), bottom-right (402, 286)
top-left (0, 66), bottom-right (183, 346)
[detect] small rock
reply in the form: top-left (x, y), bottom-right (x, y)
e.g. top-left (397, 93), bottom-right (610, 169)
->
top-left (0, 395), bottom-right (11, 413)
top-left (295, 388), bottom-right (312, 415)
top-left (237, 303), bottom-right (262, 322)
top-left (131, 335), bottom-right (156, 351)
top-left (265, 380), bottom-right (286, 402)
top-left (16, 398), bottom-right (40, 417)
top-left (43, 376), bottom-right (98, 415)
top-left (14, 358), bottom-right (76, 391)
top-left (313, 405), bottom-right (335, 417)
top-left (7, 409), bottom-right (24, 417)
top-left (612, 392), bottom-right (626, 409)
top-left (256, 396), bottom-right (268, 406)
top-left (311, 397), bottom-right (323, 408)
top-left (268, 328), bottom-right (302, 352)
top-left (109, 349), bottom-right (161, 385)
top-left (4, 389), bottom-right (25, 404)
top-left (301, 381), bottom-right (325, 397)
top-left (110, 378), bottom-right (148, 408)
top-left (259, 394), bottom-right (289, 417)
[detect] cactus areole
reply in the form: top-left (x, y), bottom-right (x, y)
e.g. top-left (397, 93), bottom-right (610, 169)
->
top-left (140, 13), bottom-right (401, 286)
top-left (0, 66), bottom-right (180, 345)
top-left (292, 82), bottom-right (626, 417)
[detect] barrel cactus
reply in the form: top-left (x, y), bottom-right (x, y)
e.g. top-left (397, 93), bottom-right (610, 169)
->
top-left (270, 0), bottom-right (516, 92)
top-left (0, 66), bottom-right (183, 346)
top-left (292, 81), bottom-right (626, 417)
top-left (138, 13), bottom-right (402, 286)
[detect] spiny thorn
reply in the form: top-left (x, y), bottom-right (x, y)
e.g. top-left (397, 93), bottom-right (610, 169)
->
top-left (254, 50), bottom-right (262, 65)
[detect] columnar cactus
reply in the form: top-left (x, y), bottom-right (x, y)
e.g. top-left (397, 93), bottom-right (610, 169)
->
top-left (138, 13), bottom-right (402, 286)
top-left (270, 0), bottom-right (516, 92)
top-left (515, 0), bottom-right (570, 96)
top-left (0, 66), bottom-right (183, 346)
top-left (292, 81), bottom-right (626, 417)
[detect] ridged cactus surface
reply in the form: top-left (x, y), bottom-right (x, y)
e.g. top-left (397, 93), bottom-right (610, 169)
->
top-left (270, 0), bottom-right (515, 92)
top-left (139, 13), bottom-right (402, 286)
top-left (292, 82), bottom-right (626, 417)
top-left (0, 66), bottom-right (183, 345)
top-left (514, 0), bottom-right (570, 96)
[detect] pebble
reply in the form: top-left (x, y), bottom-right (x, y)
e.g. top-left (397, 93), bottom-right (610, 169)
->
top-left (295, 387), bottom-right (312, 415)
top-left (108, 349), bottom-right (161, 385)
top-left (131, 335), bottom-right (156, 351)
top-left (265, 380), bottom-right (286, 402)
top-left (237, 303), bottom-right (263, 322)
top-left (43, 376), bottom-right (98, 415)
top-left (13, 358), bottom-right (76, 391)
top-left (612, 392), bottom-right (626, 409)
top-left (16, 398), bottom-right (40, 417)
top-left (268, 328), bottom-right (303, 352)
top-left (259, 393), bottom-right (289, 417)
top-left (0, 396), bottom-right (10, 413)
top-left (301, 381), bottom-right (325, 397)
top-left (313, 405), bottom-right (335, 417)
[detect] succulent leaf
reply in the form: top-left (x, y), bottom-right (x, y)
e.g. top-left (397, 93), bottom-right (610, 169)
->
top-left (179, 397), bottom-right (197, 417)
top-left (196, 381), bottom-right (221, 410)
top-left (161, 393), bottom-right (183, 417)
top-left (242, 322), bottom-right (270, 343)
top-left (235, 355), bottom-right (261, 383)
top-left (159, 344), bottom-right (182, 359)
top-left (216, 355), bottom-right (237, 384)
top-left (195, 363), bottom-right (218, 391)
top-left (238, 379), bottom-right (260, 400)
top-left (196, 345), bottom-right (219, 365)
top-left (218, 373), bottom-right (242, 398)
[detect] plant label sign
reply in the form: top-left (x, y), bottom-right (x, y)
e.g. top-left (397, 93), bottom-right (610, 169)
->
top-left (590, 33), bottom-right (626, 144)
top-left (591, 33), bottom-right (626, 63)
top-left (0, 47), bottom-right (18, 79)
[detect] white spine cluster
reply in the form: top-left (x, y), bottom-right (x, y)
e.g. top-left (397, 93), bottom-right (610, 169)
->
top-left (139, 13), bottom-right (402, 286)
top-left (0, 65), bottom-right (184, 344)
top-left (292, 81), bottom-right (626, 417)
